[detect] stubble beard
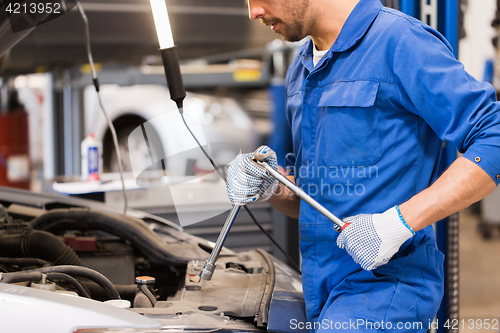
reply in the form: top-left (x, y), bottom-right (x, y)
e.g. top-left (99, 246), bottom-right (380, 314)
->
top-left (262, 0), bottom-right (310, 42)
top-left (279, 20), bottom-right (306, 42)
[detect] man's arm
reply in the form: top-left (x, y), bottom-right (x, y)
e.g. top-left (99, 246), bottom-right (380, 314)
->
top-left (337, 157), bottom-right (497, 271)
top-left (400, 157), bottom-right (496, 231)
top-left (268, 157), bottom-right (497, 228)
top-left (392, 25), bottom-right (500, 231)
top-left (268, 176), bottom-right (301, 219)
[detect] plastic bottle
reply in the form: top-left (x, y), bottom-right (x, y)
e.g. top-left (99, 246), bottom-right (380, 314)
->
top-left (81, 133), bottom-right (102, 182)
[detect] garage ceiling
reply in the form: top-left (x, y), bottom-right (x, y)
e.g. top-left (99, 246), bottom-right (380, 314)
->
top-left (2, 0), bottom-right (277, 74)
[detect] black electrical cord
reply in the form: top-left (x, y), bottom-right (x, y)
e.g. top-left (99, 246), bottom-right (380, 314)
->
top-left (76, 0), bottom-right (300, 274)
top-left (77, 2), bottom-right (128, 215)
top-left (180, 112), bottom-right (301, 274)
top-left (179, 113), bottom-right (225, 180)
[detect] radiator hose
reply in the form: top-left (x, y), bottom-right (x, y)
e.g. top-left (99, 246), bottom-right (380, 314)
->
top-left (30, 208), bottom-right (184, 265)
top-left (0, 227), bottom-right (82, 266)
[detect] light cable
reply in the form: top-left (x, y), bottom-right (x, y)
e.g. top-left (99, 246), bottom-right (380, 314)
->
top-left (77, 2), bottom-right (128, 215)
top-left (179, 110), bottom-right (301, 273)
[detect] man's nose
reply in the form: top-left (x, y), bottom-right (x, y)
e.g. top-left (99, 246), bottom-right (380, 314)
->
top-left (248, 0), bottom-right (265, 20)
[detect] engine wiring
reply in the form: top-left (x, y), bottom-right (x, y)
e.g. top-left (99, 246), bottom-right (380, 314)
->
top-left (77, 3), bottom-right (301, 274)
top-left (77, 2), bottom-right (128, 215)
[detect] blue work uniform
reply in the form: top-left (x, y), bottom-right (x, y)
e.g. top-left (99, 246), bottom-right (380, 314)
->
top-left (285, 0), bottom-right (500, 331)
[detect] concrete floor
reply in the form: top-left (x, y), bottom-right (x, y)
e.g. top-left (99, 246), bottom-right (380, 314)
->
top-left (459, 208), bottom-right (500, 332)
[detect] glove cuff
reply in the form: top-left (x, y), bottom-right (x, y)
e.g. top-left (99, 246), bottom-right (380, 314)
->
top-left (373, 206), bottom-right (415, 242)
top-left (395, 205), bottom-right (415, 235)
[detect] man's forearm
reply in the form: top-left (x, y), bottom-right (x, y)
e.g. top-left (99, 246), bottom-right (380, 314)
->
top-left (399, 157), bottom-right (496, 232)
top-left (268, 176), bottom-right (301, 219)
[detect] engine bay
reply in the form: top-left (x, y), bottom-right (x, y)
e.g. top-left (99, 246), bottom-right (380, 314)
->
top-left (0, 201), bottom-right (279, 329)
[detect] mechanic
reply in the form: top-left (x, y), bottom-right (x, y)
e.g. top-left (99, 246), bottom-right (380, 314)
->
top-left (226, 0), bottom-right (500, 331)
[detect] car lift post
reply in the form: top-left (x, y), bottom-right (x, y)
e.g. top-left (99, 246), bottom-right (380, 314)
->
top-left (399, 1), bottom-right (460, 332)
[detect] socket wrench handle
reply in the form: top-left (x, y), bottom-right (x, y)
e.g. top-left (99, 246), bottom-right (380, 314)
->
top-left (199, 205), bottom-right (241, 281)
top-left (253, 159), bottom-right (346, 231)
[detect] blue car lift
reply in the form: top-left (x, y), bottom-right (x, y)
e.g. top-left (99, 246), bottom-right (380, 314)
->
top-left (399, 2), bottom-right (460, 332)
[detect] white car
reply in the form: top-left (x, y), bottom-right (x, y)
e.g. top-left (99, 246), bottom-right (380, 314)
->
top-left (83, 84), bottom-right (258, 176)
top-left (0, 187), bottom-right (306, 333)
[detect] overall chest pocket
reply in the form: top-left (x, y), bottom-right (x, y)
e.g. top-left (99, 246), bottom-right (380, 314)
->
top-left (319, 80), bottom-right (381, 168)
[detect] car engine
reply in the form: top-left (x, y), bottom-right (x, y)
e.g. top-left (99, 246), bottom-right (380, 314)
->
top-left (0, 197), bottom-right (305, 332)
top-left (0, 204), bottom-right (188, 306)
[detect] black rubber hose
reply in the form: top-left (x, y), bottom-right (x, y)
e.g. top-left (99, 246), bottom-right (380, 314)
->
top-left (46, 272), bottom-right (90, 298)
top-left (79, 282), bottom-right (137, 301)
top-left (0, 257), bottom-right (51, 268)
top-left (0, 229), bottom-right (82, 266)
top-left (27, 230), bottom-right (82, 266)
top-left (30, 208), bottom-right (182, 264)
top-left (2, 265), bottom-right (120, 300)
top-left (141, 284), bottom-right (157, 306)
top-left (116, 284), bottom-right (139, 301)
top-left (133, 291), bottom-right (153, 308)
top-left (2, 271), bottom-right (91, 299)
top-left (1, 272), bottom-right (42, 284)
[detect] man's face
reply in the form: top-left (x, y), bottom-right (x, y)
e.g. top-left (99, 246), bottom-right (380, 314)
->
top-left (247, 0), bottom-right (310, 42)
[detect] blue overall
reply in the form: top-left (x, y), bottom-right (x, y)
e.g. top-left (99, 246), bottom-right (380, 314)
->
top-left (285, 0), bottom-right (500, 331)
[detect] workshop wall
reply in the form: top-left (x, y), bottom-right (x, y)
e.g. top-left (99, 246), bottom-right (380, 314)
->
top-left (459, 0), bottom-right (496, 81)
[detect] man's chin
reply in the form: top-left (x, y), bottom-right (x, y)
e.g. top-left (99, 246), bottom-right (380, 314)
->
top-left (274, 26), bottom-right (305, 42)
top-left (279, 33), bottom-right (304, 43)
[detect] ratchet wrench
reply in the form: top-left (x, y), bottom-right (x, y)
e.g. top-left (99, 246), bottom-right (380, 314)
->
top-left (252, 155), bottom-right (347, 231)
top-left (199, 151), bottom-right (348, 282)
